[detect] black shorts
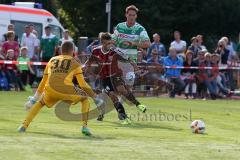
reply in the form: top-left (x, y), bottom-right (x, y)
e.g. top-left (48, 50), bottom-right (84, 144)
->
top-left (102, 76), bottom-right (125, 94)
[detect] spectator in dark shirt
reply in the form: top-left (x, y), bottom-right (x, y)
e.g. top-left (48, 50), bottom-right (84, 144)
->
top-left (203, 53), bottom-right (218, 99)
top-left (215, 40), bottom-right (229, 65)
top-left (182, 50), bottom-right (197, 99)
top-left (215, 39), bottom-right (235, 90)
top-left (2, 24), bottom-right (19, 42)
top-left (194, 51), bottom-right (207, 99)
top-left (147, 49), bottom-right (163, 64)
top-left (147, 33), bottom-right (166, 59)
top-left (188, 37), bottom-right (201, 60)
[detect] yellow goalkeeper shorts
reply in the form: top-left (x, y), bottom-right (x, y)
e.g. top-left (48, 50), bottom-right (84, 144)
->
top-left (40, 86), bottom-right (88, 108)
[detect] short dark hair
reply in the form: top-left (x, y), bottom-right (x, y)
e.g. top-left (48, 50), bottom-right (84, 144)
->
top-left (61, 41), bottom-right (74, 54)
top-left (100, 32), bottom-right (112, 42)
top-left (174, 30), bottom-right (181, 35)
top-left (25, 25), bottom-right (30, 28)
top-left (125, 5), bottom-right (139, 14)
top-left (7, 31), bottom-right (14, 39)
top-left (45, 25), bottom-right (51, 30)
top-left (8, 24), bottom-right (14, 28)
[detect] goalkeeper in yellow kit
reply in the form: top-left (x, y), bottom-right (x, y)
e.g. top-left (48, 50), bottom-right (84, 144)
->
top-left (18, 41), bottom-right (103, 136)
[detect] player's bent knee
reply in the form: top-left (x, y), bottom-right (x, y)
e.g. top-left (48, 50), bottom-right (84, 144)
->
top-left (117, 87), bottom-right (128, 95)
top-left (109, 92), bottom-right (119, 103)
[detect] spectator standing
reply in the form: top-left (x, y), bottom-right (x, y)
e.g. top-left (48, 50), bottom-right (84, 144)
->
top-left (59, 30), bottom-right (78, 56)
top-left (21, 25), bottom-right (38, 60)
top-left (1, 24), bottom-right (19, 43)
top-left (29, 24), bottom-right (35, 33)
top-left (147, 33), bottom-right (166, 59)
top-left (1, 31), bottom-right (19, 59)
top-left (59, 30), bottom-right (74, 45)
top-left (39, 26), bottom-right (59, 62)
top-left (170, 31), bottom-right (187, 56)
top-left (32, 30), bottom-right (40, 60)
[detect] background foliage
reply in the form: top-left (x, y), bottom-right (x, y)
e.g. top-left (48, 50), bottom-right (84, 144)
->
top-left (2, 0), bottom-right (240, 50)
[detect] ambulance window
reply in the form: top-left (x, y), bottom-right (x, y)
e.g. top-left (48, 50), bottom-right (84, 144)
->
top-left (49, 25), bottom-right (62, 39)
top-left (10, 20), bottom-right (42, 39)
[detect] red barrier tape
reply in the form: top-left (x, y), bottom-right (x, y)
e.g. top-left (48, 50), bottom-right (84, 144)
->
top-left (1, 60), bottom-right (240, 70)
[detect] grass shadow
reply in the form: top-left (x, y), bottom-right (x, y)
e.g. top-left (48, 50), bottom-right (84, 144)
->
top-left (28, 131), bottom-right (116, 141)
top-left (104, 121), bottom-right (183, 131)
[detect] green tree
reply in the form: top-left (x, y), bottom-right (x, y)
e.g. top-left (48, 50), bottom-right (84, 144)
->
top-left (2, 0), bottom-right (240, 50)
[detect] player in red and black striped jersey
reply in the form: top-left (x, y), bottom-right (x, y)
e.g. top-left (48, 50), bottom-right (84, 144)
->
top-left (85, 32), bottom-right (147, 124)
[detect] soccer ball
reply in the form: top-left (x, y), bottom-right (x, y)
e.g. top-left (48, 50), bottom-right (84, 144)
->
top-left (190, 120), bottom-right (206, 134)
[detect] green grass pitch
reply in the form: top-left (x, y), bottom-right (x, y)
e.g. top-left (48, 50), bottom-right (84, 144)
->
top-left (0, 91), bottom-right (240, 160)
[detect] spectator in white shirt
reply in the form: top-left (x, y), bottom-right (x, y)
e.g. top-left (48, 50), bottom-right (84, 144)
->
top-left (32, 30), bottom-right (40, 60)
top-left (59, 30), bottom-right (78, 55)
top-left (60, 30), bottom-right (73, 43)
top-left (170, 31), bottom-right (186, 56)
top-left (21, 25), bottom-right (38, 60)
top-left (29, 24), bottom-right (35, 33)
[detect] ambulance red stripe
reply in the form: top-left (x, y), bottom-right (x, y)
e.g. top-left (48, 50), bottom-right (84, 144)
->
top-left (0, 5), bottom-right (52, 16)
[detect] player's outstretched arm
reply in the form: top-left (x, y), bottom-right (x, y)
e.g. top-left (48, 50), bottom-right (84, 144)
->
top-left (75, 68), bottom-right (104, 107)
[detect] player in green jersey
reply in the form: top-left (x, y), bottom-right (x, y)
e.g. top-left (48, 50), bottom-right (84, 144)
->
top-left (111, 5), bottom-right (151, 62)
top-left (111, 5), bottom-right (150, 112)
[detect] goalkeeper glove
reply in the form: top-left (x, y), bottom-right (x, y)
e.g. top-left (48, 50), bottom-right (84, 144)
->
top-left (24, 92), bottom-right (41, 111)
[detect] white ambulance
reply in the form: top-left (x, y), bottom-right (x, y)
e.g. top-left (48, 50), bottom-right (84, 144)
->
top-left (0, 2), bottom-right (64, 40)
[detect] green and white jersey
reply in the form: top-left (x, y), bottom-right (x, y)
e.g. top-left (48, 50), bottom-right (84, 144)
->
top-left (112, 22), bottom-right (150, 61)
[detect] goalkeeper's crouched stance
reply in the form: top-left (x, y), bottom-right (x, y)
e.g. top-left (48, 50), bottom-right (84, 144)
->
top-left (18, 41), bottom-right (104, 136)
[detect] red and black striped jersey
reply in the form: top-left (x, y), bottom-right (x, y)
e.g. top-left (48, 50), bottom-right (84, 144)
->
top-left (86, 46), bottom-right (122, 79)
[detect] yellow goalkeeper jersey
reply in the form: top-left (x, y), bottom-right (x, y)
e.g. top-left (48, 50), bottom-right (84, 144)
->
top-left (37, 54), bottom-right (94, 97)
